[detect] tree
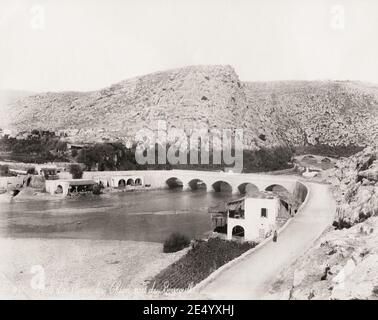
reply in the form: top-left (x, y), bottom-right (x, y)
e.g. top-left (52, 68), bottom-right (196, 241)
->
top-left (26, 167), bottom-right (36, 175)
top-left (69, 164), bottom-right (83, 179)
top-left (71, 149), bottom-right (78, 158)
top-left (163, 233), bottom-right (190, 253)
top-left (0, 164), bottom-right (10, 176)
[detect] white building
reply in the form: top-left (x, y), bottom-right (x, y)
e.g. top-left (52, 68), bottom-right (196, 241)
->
top-left (226, 193), bottom-right (289, 241)
top-left (45, 179), bottom-right (96, 196)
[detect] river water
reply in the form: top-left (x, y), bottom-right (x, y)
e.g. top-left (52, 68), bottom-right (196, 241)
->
top-left (0, 190), bottom-right (237, 243)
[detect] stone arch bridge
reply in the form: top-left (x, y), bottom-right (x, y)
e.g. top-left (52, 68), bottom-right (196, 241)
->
top-left (106, 169), bottom-right (305, 195)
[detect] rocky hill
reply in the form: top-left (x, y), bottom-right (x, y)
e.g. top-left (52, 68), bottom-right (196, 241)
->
top-left (269, 147), bottom-right (378, 300)
top-left (244, 81), bottom-right (378, 147)
top-left (328, 146), bottom-right (378, 227)
top-left (4, 65), bottom-right (378, 149)
top-left (5, 65), bottom-right (283, 149)
top-left (0, 89), bottom-right (34, 127)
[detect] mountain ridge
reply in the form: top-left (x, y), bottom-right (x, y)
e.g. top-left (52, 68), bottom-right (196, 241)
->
top-left (4, 65), bottom-right (378, 149)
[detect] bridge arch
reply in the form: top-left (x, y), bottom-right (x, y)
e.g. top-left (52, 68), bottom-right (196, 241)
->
top-left (166, 177), bottom-right (184, 189)
top-left (126, 178), bottom-right (134, 185)
top-left (188, 179), bottom-right (207, 191)
top-left (265, 184), bottom-right (291, 195)
top-left (302, 154), bottom-right (316, 161)
top-left (212, 180), bottom-right (232, 193)
top-left (237, 183), bottom-right (259, 195)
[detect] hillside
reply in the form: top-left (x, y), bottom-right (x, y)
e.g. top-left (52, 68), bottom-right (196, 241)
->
top-left (244, 81), bottom-right (378, 147)
top-left (0, 89), bottom-right (34, 127)
top-left (269, 147), bottom-right (378, 300)
top-left (5, 65), bottom-right (283, 149)
top-left (4, 66), bottom-right (378, 149)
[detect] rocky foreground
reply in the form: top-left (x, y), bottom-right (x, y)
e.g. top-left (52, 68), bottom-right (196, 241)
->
top-left (269, 147), bottom-right (378, 299)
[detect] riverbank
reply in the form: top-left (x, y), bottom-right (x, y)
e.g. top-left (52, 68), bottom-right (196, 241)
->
top-left (0, 237), bottom-right (187, 299)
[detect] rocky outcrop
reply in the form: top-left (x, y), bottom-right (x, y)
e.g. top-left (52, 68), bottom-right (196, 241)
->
top-left (269, 217), bottom-right (378, 300)
top-left (269, 146), bottom-right (378, 300)
top-left (325, 147), bottom-right (378, 227)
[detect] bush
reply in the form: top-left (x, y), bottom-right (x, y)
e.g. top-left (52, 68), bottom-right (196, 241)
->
top-left (92, 184), bottom-right (102, 195)
top-left (69, 164), bottom-right (83, 179)
top-left (0, 135), bottom-right (69, 163)
top-left (149, 238), bottom-right (256, 290)
top-left (71, 149), bottom-right (78, 158)
top-left (163, 232), bottom-right (191, 253)
top-left (26, 167), bottom-right (36, 175)
top-left (332, 218), bottom-right (352, 230)
top-left (0, 164), bottom-right (10, 176)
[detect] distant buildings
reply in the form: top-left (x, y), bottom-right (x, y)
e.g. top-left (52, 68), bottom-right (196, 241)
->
top-left (45, 174), bottom-right (145, 196)
top-left (35, 164), bottom-right (59, 179)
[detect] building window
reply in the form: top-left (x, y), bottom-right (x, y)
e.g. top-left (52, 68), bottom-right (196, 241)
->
top-left (261, 208), bottom-right (267, 218)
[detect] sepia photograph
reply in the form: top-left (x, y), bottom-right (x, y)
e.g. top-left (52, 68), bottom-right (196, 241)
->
top-left (0, 0), bottom-right (378, 308)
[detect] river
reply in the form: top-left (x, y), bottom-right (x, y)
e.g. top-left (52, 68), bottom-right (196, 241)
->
top-left (0, 190), bottom-right (237, 243)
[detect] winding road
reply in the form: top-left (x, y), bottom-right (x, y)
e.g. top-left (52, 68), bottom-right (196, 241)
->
top-left (197, 182), bottom-right (336, 299)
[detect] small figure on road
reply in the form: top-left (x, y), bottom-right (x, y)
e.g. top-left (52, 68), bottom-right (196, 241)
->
top-left (273, 230), bottom-right (278, 242)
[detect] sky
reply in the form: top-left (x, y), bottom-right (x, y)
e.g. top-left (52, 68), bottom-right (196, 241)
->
top-left (1, 0), bottom-right (378, 92)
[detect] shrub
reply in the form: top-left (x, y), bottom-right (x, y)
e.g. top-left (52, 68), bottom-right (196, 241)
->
top-left (26, 167), bottom-right (36, 175)
top-left (149, 238), bottom-right (256, 290)
top-left (332, 218), bottom-right (352, 230)
top-left (0, 135), bottom-right (69, 163)
top-left (0, 164), bottom-right (10, 176)
top-left (92, 184), bottom-right (102, 195)
top-left (163, 232), bottom-right (191, 253)
top-left (71, 149), bottom-right (78, 158)
top-left (69, 164), bottom-right (83, 179)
